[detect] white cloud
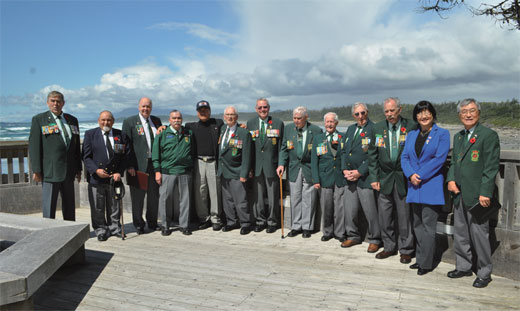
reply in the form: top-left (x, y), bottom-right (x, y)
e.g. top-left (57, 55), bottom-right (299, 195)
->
top-left (148, 22), bottom-right (237, 45)
top-left (2, 0), bottom-right (519, 122)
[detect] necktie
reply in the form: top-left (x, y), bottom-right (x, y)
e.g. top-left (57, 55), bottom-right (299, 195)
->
top-left (260, 121), bottom-right (266, 143)
top-left (105, 131), bottom-right (114, 159)
top-left (391, 125), bottom-right (398, 161)
top-left (56, 115), bottom-right (70, 147)
top-left (222, 127), bottom-right (230, 150)
top-left (296, 128), bottom-right (304, 158)
top-left (353, 126), bottom-right (361, 144)
top-left (462, 130), bottom-right (470, 149)
top-left (147, 119), bottom-right (154, 149)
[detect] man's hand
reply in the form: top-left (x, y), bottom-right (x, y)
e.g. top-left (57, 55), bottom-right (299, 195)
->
top-left (479, 195), bottom-right (491, 207)
top-left (240, 177), bottom-right (247, 183)
top-left (371, 182), bottom-right (380, 191)
top-left (96, 169), bottom-right (111, 179)
top-left (447, 181), bottom-right (460, 194)
top-left (127, 168), bottom-right (136, 176)
top-left (33, 172), bottom-right (42, 183)
top-left (276, 165), bottom-right (284, 177)
top-left (410, 173), bottom-right (421, 186)
top-left (314, 183), bottom-right (320, 189)
top-left (156, 125), bottom-right (167, 134)
top-left (239, 123), bottom-right (247, 129)
top-left (113, 173), bottom-right (121, 182)
top-left (155, 172), bottom-right (162, 185)
top-left (344, 170), bottom-right (361, 181)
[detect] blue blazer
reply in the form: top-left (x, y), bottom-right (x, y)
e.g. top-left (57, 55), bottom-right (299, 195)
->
top-left (401, 123), bottom-right (450, 205)
top-left (82, 128), bottom-right (130, 185)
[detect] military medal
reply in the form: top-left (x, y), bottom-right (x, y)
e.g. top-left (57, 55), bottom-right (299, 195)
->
top-left (287, 141), bottom-right (294, 150)
top-left (272, 138), bottom-right (276, 145)
top-left (136, 125), bottom-right (145, 135)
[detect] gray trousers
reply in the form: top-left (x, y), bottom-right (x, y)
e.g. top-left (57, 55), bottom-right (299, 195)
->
top-left (412, 203), bottom-right (439, 269)
top-left (42, 178), bottom-right (76, 221)
top-left (130, 160), bottom-right (159, 229)
top-left (194, 159), bottom-right (222, 224)
top-left (253, 171), bottom-right (280, 227)
top-left (159, 174), bottom-right (191, 230)
top-left (289, 168), bottom-right (318, 231)
top-left (378, 185), bottom-right (414, 255)
top-left (221, 178), bottom-right (250, 227)
top-left (320, 185), bottom-right (346, 238)
top-left (344, 184), bottom-right (381, 244)
top-left (454, 200), bottom-right (492, 278)
top-left (88, 183), bottom-right (121, 236)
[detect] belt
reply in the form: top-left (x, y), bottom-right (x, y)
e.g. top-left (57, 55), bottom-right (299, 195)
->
top-left (198, 156), bottom-right (216, 162)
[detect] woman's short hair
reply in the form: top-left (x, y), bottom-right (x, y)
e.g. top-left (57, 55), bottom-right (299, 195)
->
top-left (412, 100), bottom-right (437, 122)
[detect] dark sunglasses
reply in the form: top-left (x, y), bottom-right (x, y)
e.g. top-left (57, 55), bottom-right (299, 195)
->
top-left (354, 111), bottom-right (366, 117)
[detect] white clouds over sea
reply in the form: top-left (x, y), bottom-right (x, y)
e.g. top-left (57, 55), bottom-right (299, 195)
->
top-left (1, 0), bottom-right (518, 122)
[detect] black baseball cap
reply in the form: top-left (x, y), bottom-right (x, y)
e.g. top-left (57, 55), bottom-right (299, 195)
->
top-left (196, 100), bottom-right (210, 111)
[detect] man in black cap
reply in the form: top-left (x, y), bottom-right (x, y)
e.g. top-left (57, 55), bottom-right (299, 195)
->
top-left (185, 100), bottom-right (225, 230)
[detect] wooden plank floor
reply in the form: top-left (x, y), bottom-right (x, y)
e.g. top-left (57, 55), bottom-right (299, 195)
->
top-left (29, 208), bottom-right (519, 310)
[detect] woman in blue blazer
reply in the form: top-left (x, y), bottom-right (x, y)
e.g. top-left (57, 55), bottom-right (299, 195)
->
top-left (401, 101), bottom-right (450, 275)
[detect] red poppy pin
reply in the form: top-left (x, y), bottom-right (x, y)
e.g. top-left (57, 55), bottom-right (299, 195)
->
top-left (469, 137), bottom-right (476, 144)
top-left (114, 137), bottom-right (119, 141)
top-left (338, 135), bottom-right (342, 139)
top-left (360, 132), bottom-right (365, 137)
top-left (401, 127), bottom-right (406, 133)
top-left (231, 133), bottom-right (235, 138)
top-left (268, 120), bottom-right (273, 125)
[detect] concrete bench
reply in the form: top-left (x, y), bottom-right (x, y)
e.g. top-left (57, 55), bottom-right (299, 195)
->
top-left (0, 213), bottom-right (89, 309)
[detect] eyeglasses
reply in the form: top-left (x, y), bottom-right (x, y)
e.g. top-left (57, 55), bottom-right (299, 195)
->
top-left (354, 111), bottom-right (366, 117)
top-left (224, 113), bottom-right (237, 117)
top-left (460, 109), bottom-right (478, 115)
top-left (417, 111), bottom-right (432, 117)
top-left (257, 106), bottom-right (269, 110)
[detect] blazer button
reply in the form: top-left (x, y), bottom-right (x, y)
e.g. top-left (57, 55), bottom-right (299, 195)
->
top-left (349, 153), bottom-right (352, 156)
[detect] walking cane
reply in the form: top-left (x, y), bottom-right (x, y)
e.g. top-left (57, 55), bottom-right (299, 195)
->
top-left (112, 179), bottom-right (126, 240)
top-left (279, 173), bottom-right (285, 239)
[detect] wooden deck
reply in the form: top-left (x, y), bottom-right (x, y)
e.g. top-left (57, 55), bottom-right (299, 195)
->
top-left (30, 208), bottom-right (519, 310)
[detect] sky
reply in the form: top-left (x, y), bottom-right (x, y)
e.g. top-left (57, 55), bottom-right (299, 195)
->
top-left (1, 0), bottom-right (519, 122)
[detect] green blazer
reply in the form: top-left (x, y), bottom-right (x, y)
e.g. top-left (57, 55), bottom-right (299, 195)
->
top-left (341, 120), bottom-right (375, 189)
top-left (311, 131), bottom-right (346, 188)
top-left (446, 123), bottom-right (500, 208)
top-left (29, 111), bottom-right (82, 182)
top-left (367, 117), bottom-right (417, 196)
top-left (279, 122), bottom-right (323, 183)
top-left (217, 125), bottom-right (252, 179)
top-left (122, 114), bottom-right (162, 171)
top-left (246, 116), bottom-right (284, 178)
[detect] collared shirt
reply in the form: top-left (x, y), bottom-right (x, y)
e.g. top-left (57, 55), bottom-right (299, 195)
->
top-left (223, 123), bottom-right (238, 147)
top-left (50, 111), bottom-right (72, 145)
top-left (388, 119), bottom-right (402, 156)
top-left (259, 117), bottom-right (268, 129)
top-left (101, 128), bottom-right (114, 159)
top-left (139, 113), bottom-right (157, 150)
top-left (170, 125), bottom-right (178, 135)
top-left (466, 125), bottom-right (477, 141)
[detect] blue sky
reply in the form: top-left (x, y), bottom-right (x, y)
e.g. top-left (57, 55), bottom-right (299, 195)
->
top-left (1, 0), bottom-right (519, 121)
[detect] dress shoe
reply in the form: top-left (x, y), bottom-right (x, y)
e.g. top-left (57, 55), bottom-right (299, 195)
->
top-left (198, 220), bottom-right (211, 230)
top-left (447, 269), bottom-right (473, 278)
top-left (367, 243), bottom-right (380, 253)
top-left (287, 229), bottom-right (302, 237)
top-left (341, 239), bottom-right (361, 248)
top-left (254, 224), bottom-right (266, 232)
top-left (418, 268), bottom-right (432, 276)
top-left (336, 236), bottom-right (346, 242)
top-left (400, 254), bottom-right (412, 264)
top-left (266, 226), bottom-right (277, 233)
top-left (409, 263), bottom-right (419, 269)
top-left (302, 230), bottom-right (311, 238)
top-left (222, 224), bottom-right (240, 232)
top-left (212, 223), bottom-right (223, 231)
top-left (321, 235), bottom-right (333, 242)
top-left (181, 228), bottom-right (192, 236)
top-left (240, 227), bottom-right (251, 235)
top-left (375, 250), bottom-right (397, 259)
top-left (161, 228), bottom-right (172, 236)
top-left (136, 227), bottom-right (145, 235)
top-left (148, 224), bottom-right (160, 231)
top-left (473, 277), bottom-right (492, 288)
top-left (97, 233), bottom-right (108, 241)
